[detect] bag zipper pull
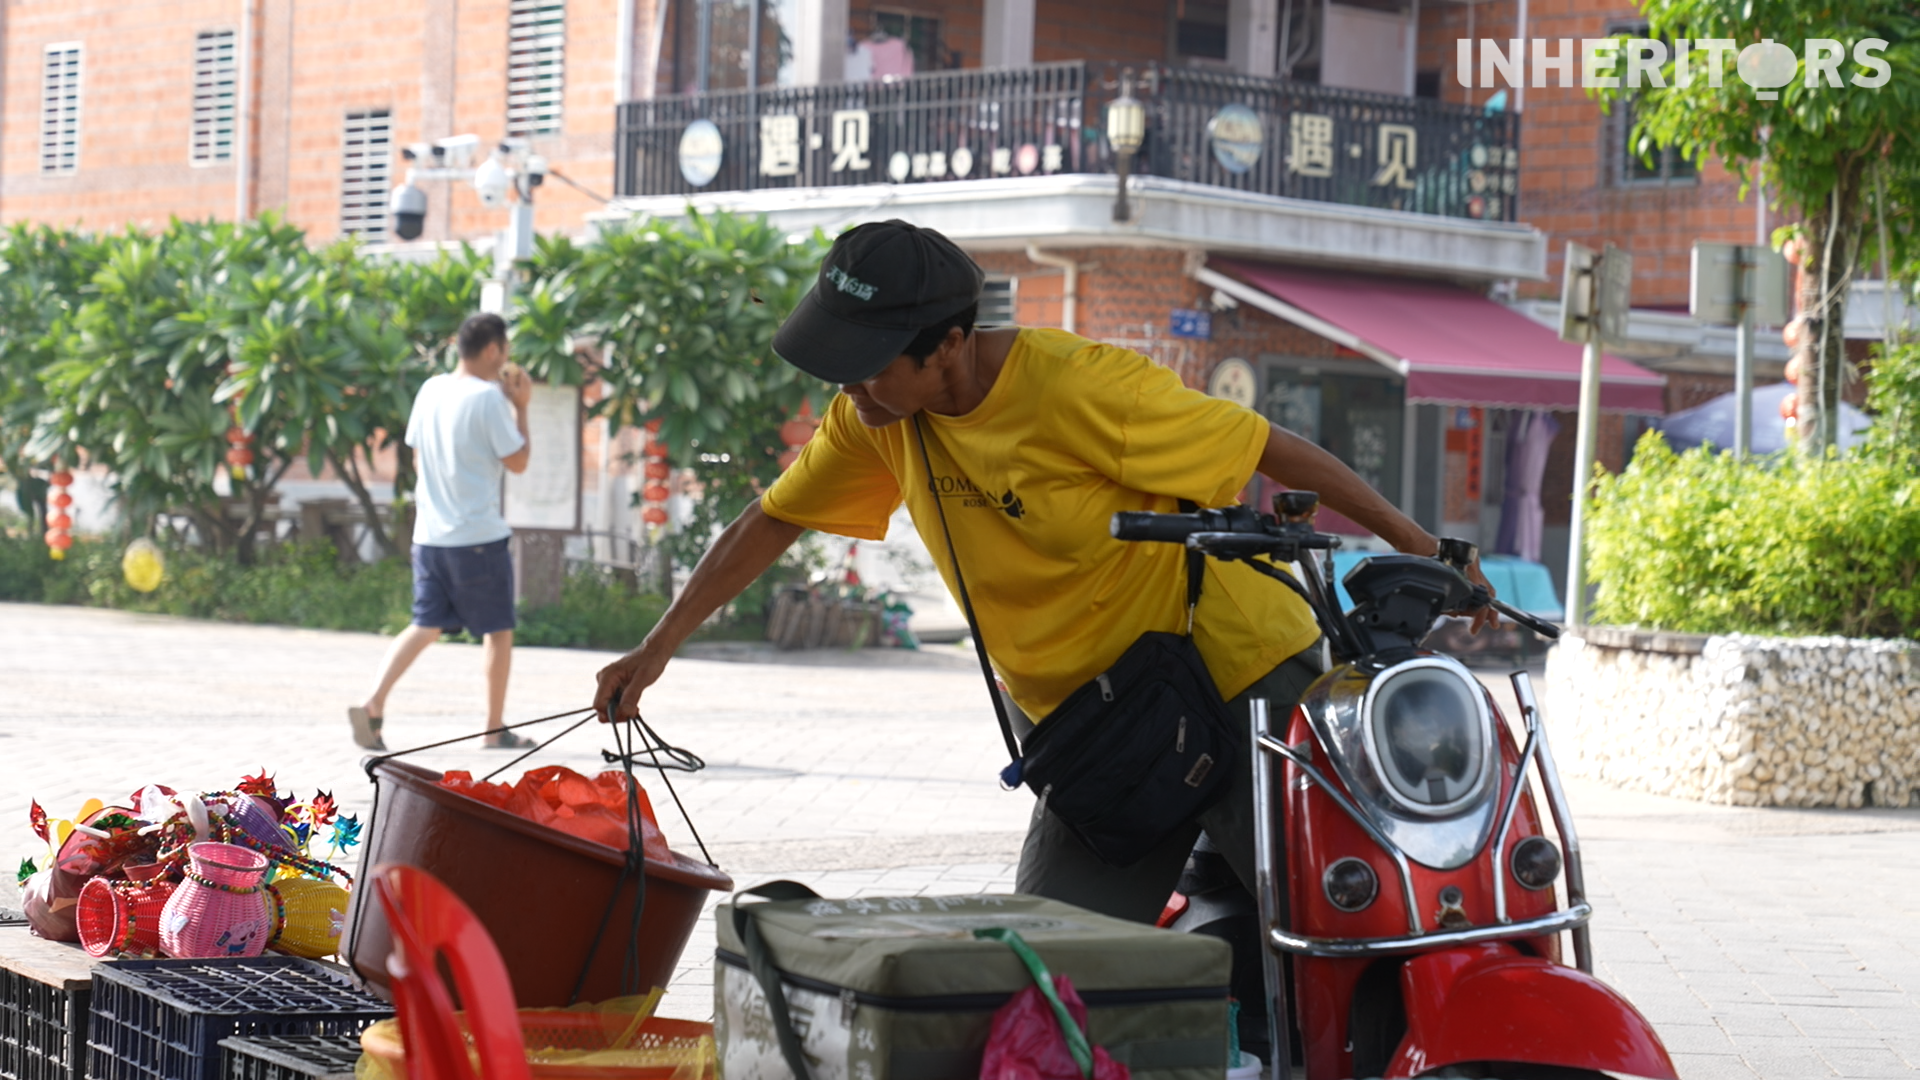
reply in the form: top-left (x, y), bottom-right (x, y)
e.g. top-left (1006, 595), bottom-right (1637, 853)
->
top-left (840, 987), bottom-right (858, 1026)
top-left (1098, 673), bottom-right (1114, 702)
top-left (1177, 716), bottom-right (1187, 753)
top-left (1038, 783), bottom-right (1053, 817)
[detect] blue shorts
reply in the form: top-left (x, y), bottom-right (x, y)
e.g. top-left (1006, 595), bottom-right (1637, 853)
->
top-left (411, 538), bottom-right (516, 636)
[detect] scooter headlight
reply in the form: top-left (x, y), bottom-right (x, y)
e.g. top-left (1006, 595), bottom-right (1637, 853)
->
top-left (1364, 661), bottom-right (1491, 816)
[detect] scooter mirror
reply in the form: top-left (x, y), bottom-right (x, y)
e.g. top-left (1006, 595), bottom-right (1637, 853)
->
top-left (1274, 491), bottom-right (1319, 522)
top-left (1435, 537), bottom-right (1478, 571)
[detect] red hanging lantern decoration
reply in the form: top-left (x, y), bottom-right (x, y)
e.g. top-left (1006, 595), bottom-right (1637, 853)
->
top-left (45, 464), bottom-right (73, 560)
top-left (639, 420), bottom-right (671, 532)
top-left (777, 400), bottom-right (818, 472)
top-left (224, 406), bottom-right (253, 482)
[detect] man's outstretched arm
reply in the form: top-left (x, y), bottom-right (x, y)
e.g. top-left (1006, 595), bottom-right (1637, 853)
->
top-left (594, 502), bottom-right (806, 720)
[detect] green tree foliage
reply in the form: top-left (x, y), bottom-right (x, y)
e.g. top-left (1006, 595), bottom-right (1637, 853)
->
top-left (0, 209), bottom-right (831, 598)
top-left (1599, 1), bottom-right (1920, 450)
top-left (20, 218), bottom-right (487, 562)
top-left (518, 212), bottom-right (833, 594)
top-left (1587, 356), bottom-right (1920, 640)
top-left (520, 211), bottom-right (831, 454)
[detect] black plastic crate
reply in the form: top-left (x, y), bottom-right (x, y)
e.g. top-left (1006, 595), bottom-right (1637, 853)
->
top-left (0, 947), bottom-right (92, 1080)
top-left (86, 958), bottom-right (391, 1080)
top-left (218, 1035), bottom-right (362, 1080)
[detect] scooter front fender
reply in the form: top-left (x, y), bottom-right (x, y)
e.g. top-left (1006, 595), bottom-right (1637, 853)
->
top-left (1387, 944), bottom-right (1678, 1079)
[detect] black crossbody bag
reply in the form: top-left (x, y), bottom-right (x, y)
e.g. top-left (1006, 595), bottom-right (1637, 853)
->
top-left (912, 416), bottom-right (1239, 868)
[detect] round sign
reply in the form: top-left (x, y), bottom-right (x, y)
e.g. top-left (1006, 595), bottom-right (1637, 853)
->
top-left (678, 120), bottom-right (724, 187)
top-left (1208, 357), bottom-right (1258, 408)
top-left (1207, 104), bottom-right (1263, 175)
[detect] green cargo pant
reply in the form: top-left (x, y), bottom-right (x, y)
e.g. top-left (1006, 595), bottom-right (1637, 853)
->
top-left (1006, 644), bottom-right (1326, 925)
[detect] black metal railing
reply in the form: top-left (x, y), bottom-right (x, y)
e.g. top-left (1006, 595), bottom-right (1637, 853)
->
top-left (1140, 67), bottom-right (1519, 222)
top-left (615, 63), bottom-right (1518, 224)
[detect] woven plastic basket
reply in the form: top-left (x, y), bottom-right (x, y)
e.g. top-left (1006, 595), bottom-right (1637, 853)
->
top-left (359, 1011), bottom-right (716, 1079)
top-left (75, 877), bottom-right (176, 958)
top-left (265, 878), bottom-right (348, 960)
top-left (160, 843), bottom-right (273, 959)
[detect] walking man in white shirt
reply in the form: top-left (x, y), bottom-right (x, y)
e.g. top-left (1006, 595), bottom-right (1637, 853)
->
top-left (349, 313), bottom-right (533, 750)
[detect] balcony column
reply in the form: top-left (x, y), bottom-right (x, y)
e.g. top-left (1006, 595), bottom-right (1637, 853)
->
top-left (1227, 0), bottom-right (1279, 77)
top-left (981, 0), bottom-right (1035, 69)
top-left (794, 0), bottom-right (848, 84)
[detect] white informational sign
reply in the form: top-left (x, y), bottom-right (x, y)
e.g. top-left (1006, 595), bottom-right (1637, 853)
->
top-left (504, 383), bottom-right (581, 532)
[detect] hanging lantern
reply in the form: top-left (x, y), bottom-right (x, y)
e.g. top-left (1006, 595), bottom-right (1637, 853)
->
top-left (1782, 317), bottom-right (1807, 350)
top-left (639, 419), bottom-right (670, 533)
top-left (1779, 392), bottom-right (1798, 420)
top-left (778, 400), bottom-right (818, 472)
top-left (224, 408), bottom-right (253, 482)
top-left (45, 466), bottom-right (73, 560)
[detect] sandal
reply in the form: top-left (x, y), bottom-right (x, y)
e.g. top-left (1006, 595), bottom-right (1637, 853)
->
top-left (484, 730), bottom-right (536, 750)
top-left (348, 706), bottom-right (387, 751)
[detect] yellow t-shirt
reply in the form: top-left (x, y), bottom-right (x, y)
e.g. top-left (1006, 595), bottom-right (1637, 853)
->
top-left (761, 328), bottom-right (1322, 720)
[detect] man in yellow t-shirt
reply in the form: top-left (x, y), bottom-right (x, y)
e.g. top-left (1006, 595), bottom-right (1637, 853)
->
top-left (595, 220), bottom-right (1492, 924)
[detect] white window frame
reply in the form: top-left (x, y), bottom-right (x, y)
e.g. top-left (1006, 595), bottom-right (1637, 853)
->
top-left (979, 276), bottom-right (1018, 326)
top-left (506, 0), bottom-right (566, 137)
top-left (340, 109), bottom-right (393, 242)
top-left (190, 29), bottom-right (239, 166)
top-left (40, 42), bottom-right (83, 175)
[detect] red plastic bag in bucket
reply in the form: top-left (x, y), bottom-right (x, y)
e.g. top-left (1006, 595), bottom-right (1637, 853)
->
top-left (440, 766), bottom-right (671, 862)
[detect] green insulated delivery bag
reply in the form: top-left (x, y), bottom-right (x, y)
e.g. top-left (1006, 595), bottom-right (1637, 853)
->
top-left (714, 882), bottom-right (1231, 1080)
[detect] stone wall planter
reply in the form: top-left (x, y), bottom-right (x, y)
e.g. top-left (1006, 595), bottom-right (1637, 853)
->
top-left (1544, 627), bottom-right (1920, 807)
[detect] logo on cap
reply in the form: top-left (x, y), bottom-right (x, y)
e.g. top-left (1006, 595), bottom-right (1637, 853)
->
top-left (827, 266), bottom-right (878, 301)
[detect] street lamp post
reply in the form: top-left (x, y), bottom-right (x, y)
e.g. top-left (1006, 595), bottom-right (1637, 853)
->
top-left (1106, 69), bottom-right (1146, 223)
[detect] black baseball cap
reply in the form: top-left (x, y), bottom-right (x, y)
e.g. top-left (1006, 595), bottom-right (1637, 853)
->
top-left (773, 220), bottom-right (985, 384)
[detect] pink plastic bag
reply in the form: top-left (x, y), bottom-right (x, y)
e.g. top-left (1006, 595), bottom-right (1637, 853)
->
top-left (980, 975), bottom-right (1130, 1080)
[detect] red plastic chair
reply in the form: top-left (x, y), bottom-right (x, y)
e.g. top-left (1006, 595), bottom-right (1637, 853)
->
top-left (372, 864), bottom-right (533, 1080)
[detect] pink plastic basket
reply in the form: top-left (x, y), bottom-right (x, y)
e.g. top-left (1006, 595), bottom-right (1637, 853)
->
top-left (76, 876), bottom-right (178, 957)
top-left (160, 841), bottom-right (274, 959)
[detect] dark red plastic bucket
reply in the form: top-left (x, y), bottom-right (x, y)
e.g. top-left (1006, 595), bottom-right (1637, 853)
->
top-left (344, 759), bottom-right (732, 1007)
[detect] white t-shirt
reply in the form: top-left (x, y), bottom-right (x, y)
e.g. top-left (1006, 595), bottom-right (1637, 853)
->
top-left (405, 373), bottom-right (526, 547)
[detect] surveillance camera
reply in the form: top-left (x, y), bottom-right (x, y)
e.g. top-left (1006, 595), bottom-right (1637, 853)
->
top-left (1209, 289), bottom-right (1239, 312)
top-left (389, 182), bottom-right (428, 240)
top-left (472, 154), bottom-right (511, 207)
top-left (434, 134), bottom-right (481, 170)
top-left (524, 154), bottom-right (549, 185)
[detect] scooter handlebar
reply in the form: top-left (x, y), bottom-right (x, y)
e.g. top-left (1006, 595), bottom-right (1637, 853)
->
top-left (1487, 596), bottom-right (1563, 641)
top-left (1110, 511), bottom-right (1207, 543)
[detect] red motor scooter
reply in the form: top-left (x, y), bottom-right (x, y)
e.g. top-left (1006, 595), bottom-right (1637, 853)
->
top-left (1114, 493), bottom-right (1676, 1080)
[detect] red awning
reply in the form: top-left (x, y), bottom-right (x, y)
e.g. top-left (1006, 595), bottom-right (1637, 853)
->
top-left (1209, 260), bottom-right (1667, 414)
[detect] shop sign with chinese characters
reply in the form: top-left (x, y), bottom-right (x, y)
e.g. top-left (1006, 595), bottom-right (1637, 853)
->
top-left (746, 108), bottom-right (1067, 184)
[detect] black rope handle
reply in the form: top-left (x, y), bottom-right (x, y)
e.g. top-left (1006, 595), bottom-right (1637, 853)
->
top-left (359, 706), bottom-right (598, 779)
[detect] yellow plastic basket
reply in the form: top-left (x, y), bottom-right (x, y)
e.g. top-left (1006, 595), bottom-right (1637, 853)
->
top-left (268, 876), bottom-right (349, 959)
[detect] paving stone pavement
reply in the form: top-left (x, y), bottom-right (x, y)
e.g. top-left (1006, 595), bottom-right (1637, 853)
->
top-left (4, 602), bottom-right (1920, 1077)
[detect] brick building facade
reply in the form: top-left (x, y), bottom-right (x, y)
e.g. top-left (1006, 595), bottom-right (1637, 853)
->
top-left (0, 0), bottom-right (655, 242)
top-left (7, 0), bottom-right (1812, 607)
